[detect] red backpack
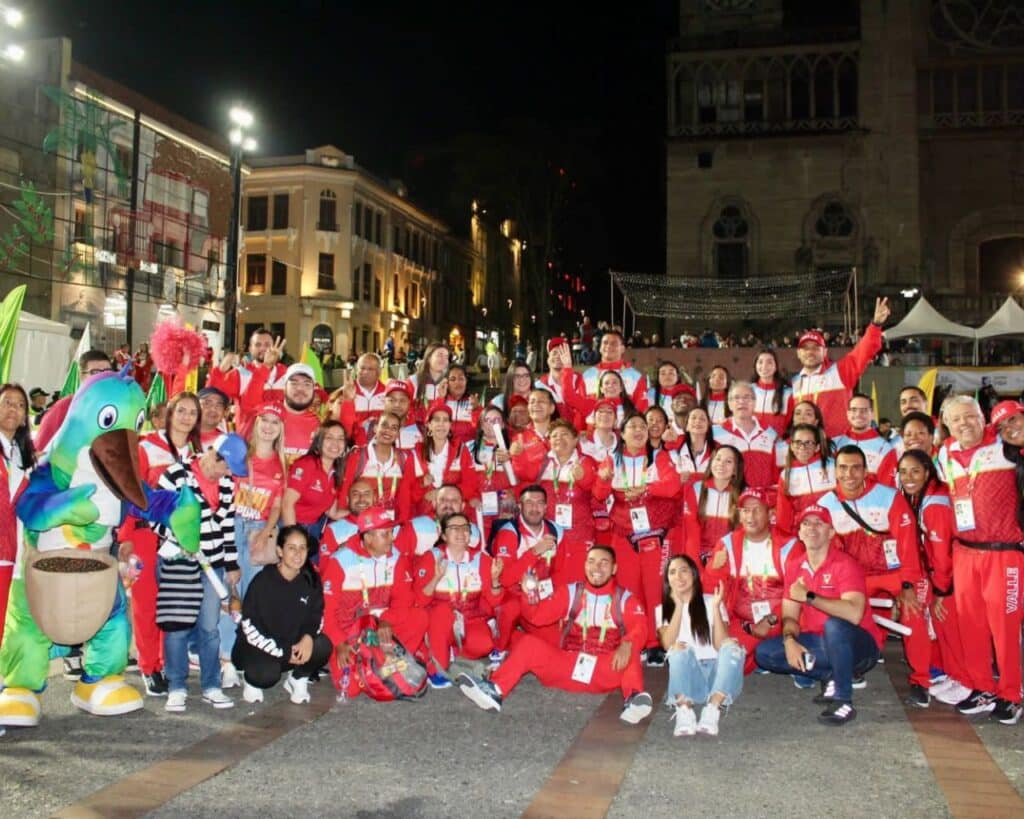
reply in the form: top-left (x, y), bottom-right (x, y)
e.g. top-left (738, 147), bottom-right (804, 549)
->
top-left (351, 615), bottom-right (428, 701)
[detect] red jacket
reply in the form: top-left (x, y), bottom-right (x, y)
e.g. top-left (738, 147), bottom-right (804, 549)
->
top-left (520, 580), bottom-right (647, 656)
top-left (592, 448), bottom-right (682, 536)
top-left (404, 441), bottom-right (479, 516)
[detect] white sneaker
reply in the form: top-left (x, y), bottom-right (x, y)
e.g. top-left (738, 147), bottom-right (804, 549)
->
top-left (242, 681), bottom-right (264, 703)
top-left (202, 687), bottom-right (235, 709)
top-left (283, 673), bottom-right (311, 704)
top-left (672, 703), bottom-right (697, 737)
top-left (928, 677), bottom-right (954, 697)
top-left (221, 662), bottom-right (240, 689)
top-left (934, 680), bottom-right (972, 706)
top-left (697, 703), bottom-right (721, 736)
top-left (165, 690), bottom-right (187, 713)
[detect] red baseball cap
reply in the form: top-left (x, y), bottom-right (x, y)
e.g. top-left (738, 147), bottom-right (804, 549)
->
top-left (798, 331), bottom-right (827, 348)
top-left (796, 504), bottom-right (832, 527)
top-left (991, 400), bottom-right (1024, 427)
top-left (738, 488), bottom-right (769, 507)
top-left (384, 380), bottom-right (413, 399)
top-left (256, 401), bottom-right (284, 420)
top-left (357, 507), bottom-right (396, 534)
top-left (593, 398), bottom-right (617, 415)
top-left (508, 394), bottom-right (528, 409)
top-left (427, 403), bottom-right (453, 420)
top-left (547, 337), bottom-right (567, 352)
top-left (676, 384), bottom-right (697, 398)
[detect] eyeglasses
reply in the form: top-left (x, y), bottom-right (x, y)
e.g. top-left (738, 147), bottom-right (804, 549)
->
top-left (790, 440), bottom-right (817, 448)
top-left (84, 366), bottom-right (113, 376)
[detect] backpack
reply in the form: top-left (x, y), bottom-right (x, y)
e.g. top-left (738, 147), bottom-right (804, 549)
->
top-left (560, 583), bottom-right (628, 648)
top-left (351, 615), bottom-right (428, 701)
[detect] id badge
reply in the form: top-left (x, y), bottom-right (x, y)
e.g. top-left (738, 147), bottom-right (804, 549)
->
top-left (538, 578), bottom-right (554, 600)
top-left (882, 538), bottom-right (901, 570)
top-left (953, 498), bottom-right (976, 532)
top-left (555, 503), bottom-right (573, 528)
top-left (751, 600), bottom-right (772, 624)
top-left (571, 652), bottom-right (597, 684)
top-left (629, 506), bottom-right (651, 534)
top-left (481, 491), bottom-right (499, 516)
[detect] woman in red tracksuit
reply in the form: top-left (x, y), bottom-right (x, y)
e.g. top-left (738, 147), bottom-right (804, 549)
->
top-left (509, 388), bottom-right (559, 480)
top-left (593, 413), bottom-right (681, 657)
top-left (404, 404), bottom-right (478, 517)
top-left (441, 364), bottom-right (481, 447)
top-left (414, 512), bottom-right (504, 685)
top-left (337, 411), bottom-right (410, 520)
top-left (562, 365), bottom-right (644, 431)
top-left (701, 366), bottom-right (730, 424)
top-left (671, 407), bottom-right (715, 483)
top-left (0, 384), bottom-right (34, 647)
top-left (647, 362), bottom-right (691, 415)
top-left (752, 350), bottom-right (792, 435)
top-left (898, 449), bottom-right (971, 703)
top-left (774, 423), bottom-right (836, 536)
top-left (681, 445), bottom-right (745, 571)
top-left (467, 406), bottom-right (518, 543)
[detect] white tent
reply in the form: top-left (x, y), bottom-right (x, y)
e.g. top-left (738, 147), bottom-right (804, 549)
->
top-left (10, 311), bottom-right (74, 392)
top-left (884, 297), bottom-right (977, 340)
top-left (975, 296), bottom-right (1024, 339)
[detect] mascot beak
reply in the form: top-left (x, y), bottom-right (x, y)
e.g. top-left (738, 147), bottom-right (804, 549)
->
top-left (89, 429), bottom-right (147, 510)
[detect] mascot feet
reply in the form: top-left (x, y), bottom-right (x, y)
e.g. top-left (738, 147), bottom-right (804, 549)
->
top-left (71, 675), bottom-right (144, 716)
top-left (0, 687), bottom-right (42, 727)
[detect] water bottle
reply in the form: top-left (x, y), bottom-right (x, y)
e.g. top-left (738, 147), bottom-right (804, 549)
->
top-left (336, 666), bottom-right (350, 704)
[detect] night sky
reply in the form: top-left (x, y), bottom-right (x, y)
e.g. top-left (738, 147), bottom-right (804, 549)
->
top-left (20, 0), bottom-right (679, 280)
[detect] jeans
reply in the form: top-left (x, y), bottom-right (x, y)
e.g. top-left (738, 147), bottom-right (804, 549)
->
top-left (755, 617), bottom-right (880, 702)
top-left (218, 517), bottom-right (271, 659)
top-left (666, 641), bottom-right (746, 706)
top-left (164, 566), bottom-right (224, 693)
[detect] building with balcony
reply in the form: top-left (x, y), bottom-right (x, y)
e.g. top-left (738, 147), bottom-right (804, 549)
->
top-left (665, 0), bottom-right (1024, 330)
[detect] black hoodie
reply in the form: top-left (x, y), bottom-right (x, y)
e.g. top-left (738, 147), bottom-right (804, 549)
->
top-left (237, 565), bottom-right (324, 659)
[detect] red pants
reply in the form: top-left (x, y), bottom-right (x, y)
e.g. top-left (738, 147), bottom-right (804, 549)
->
top-left (330, 605), bottom-right (429, 692)
top-left (495, 595), bottom-right (561, 650)
top-left (426, 604), bottom-right (494, 670)
top-left (0, 563), bottom-right (12, 648)
top-left (610, 532), bottom-right (662, 649)
top-left (491, 633), bottom-right (645, 699)
top-left (867, 573), bottom-right (931, 688)
top-left (929, 592), bottom-right (970, 686)
top-left (953, 546), bottom-right (1024, 702)
top-left (128, 529), bottom-right (163, 675)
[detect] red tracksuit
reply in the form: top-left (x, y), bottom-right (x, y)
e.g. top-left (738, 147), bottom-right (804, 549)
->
top-left (774, 457), bottom-right (836, 537)
top-left (336, 444), bottom-right (409, 521)
top-left (938, 430), bottom-right (1024, 703)
top-left (536, 451), bottom-right (599, 584)
top-left (712, 418), bottom-right (780, 490)
top-left (335, 381), bottom-right (387, 442)
top-left (404, 442), bottom-right (479, 516)
top-left (321, 540), bottom-right (428, 695)
top-left (469, 441), bottom-right (518, 545)
top-left (414, 547), bottom-right (503, 669)
top-left (681, 480), bottom-right (734, 572)
top-left (490, 580), bottom-right (647, 699)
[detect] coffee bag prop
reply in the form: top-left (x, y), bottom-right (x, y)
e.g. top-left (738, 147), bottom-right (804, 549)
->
top-left (24, 549), bottom-right (117, 646)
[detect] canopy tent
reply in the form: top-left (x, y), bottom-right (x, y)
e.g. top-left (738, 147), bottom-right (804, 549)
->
top-left (11, 311), bottom-right (74, 393)
top-left (975, 296), bottom-right (1024, 339)
top-left (883, 296), bottom-right (976, 340)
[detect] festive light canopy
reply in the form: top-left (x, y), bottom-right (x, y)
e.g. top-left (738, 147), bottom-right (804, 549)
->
top-left (609, 269), bottom-right (854, 321)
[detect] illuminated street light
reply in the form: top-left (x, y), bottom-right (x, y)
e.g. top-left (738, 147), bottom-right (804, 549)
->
top-left (2, 42), bottom-right (22, 61)
top-left (224, 105), bottom-right (257, 352)
top-left (2, 6), bottom-right (22, 27)
top-left (229, 106), bottom-right (254, 128)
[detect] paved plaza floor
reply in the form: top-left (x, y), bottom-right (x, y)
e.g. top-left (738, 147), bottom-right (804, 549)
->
top-left (1, 642), bottom-right (1021, 819)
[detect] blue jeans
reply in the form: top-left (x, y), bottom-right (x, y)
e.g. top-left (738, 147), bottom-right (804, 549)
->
top-left (164, 566), bottom-right (224, 693)
top-left (218, 517), bottom-right (271, 659)
top-left (755, 617), bottom-right (880, 702)
top-left (666, 641), bottom-right (746, 706)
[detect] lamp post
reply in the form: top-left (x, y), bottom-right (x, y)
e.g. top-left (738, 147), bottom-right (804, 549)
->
top-left (0, 4), bottom-right (24, 62)
top-left (223, 105), bottom-right (256, 353)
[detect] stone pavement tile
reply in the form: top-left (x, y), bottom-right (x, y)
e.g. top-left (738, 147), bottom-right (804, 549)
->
top-left (972, 723), bottom-right (1024, 802)
top-left (150, 678), bottom-right (602, 819)
top-left (609, 665), bottom-right (951, 819)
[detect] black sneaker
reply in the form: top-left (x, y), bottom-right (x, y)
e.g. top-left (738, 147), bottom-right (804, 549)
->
top-left (457, 673), bottom-right (502, 712)
top-left (620, 692), bottom-right (654, 724)
top-left (62, 654), bottom-right (83, 681)
top-left (990, 698), bottom-right (1022, 725)
top-left (904, 684), bottom-right (930, 709)
top-left (143, 671), bottom-right (169, 697)
top-left (643, 648), bottom-right (666, 668)
top-left (125, 656), bottom-right (140, 673)
top-left (956, 689), bottom-right (997, 715)
top-left (812, 679), bottom-right (836, 705)
top-left (818, 700), bottom-right (857, 726)
top-left (851, 675), bottom-right (867, 689)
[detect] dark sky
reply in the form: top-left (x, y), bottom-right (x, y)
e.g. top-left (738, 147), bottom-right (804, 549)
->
top-left (22, 0), bottom-right (678, 276)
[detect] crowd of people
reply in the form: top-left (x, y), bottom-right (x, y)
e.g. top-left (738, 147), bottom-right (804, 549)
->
top-left (0, 292), bottom-right (1021, 738)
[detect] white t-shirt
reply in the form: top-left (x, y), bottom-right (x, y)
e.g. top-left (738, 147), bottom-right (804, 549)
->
top-left (657, 594), bottom-right (725, 662)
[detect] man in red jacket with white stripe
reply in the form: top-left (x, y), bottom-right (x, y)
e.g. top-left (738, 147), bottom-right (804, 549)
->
top-left (790, 298), bottom-right (890, 439)
top-left (580, 330), bottom-right (648, 408)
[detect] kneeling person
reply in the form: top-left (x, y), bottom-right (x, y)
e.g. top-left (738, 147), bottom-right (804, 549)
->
top-left (458, 544), bottom-right (654, 724)
top-left (232, 527), bottom-right (332, 704)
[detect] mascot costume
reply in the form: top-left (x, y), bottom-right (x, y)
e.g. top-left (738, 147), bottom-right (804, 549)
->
top-left (0, 369), bottom-right (199, 726)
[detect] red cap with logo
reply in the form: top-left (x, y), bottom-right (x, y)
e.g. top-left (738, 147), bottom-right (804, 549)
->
top-left (796, 504), bottom-right (832, 527)
top-left (593, 398), bottom-right (617, 415)
top-left (991, 400), bottom-right (1024, 428)
top-left (738, 487), bottom-right (769, 507)
top-left (357, 507), bottom-right (396, 534)
top-left (256, 401), bottom-right (284, 420)
top-left (508, 394), bottom-right (528, 410)
top-left (426, 402), bottom-right (453, 419)
top-left (798, 331), bottom-right (827, 348)
top-left (384, 379), bottom-right (413, 399)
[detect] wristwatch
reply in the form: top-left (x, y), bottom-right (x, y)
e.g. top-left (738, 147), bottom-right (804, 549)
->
top-left (805, 591), bottom-right (817, 603)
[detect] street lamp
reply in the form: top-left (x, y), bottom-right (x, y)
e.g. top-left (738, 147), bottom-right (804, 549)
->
top-left (224, 105), bottom-right (256, 353)
top-left (1, 4), bottom-right (23, 62)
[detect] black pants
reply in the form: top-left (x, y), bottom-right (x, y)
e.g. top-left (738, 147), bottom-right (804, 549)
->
top-left (232, 633), bottom-right (333, 689)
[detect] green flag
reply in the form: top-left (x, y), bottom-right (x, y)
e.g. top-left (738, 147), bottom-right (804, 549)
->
top-left (60, 322), bottom-right (91, 398)
top-left (0, 285), bottom-right (26, 383)
top-left (301, 343), bottom-right (325, 387)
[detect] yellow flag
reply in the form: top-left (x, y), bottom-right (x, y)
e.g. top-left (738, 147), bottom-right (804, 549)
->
top-left (917, 368), bottom-right (938, 415)
top-left (871, 381), bottom-right (879, 419)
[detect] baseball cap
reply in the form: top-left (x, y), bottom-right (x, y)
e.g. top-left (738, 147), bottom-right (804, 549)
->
top-left (256, 401), bottom-right (284, 420)
top-left (508, 394), bottom-right (528, 410)
top-left (427, 403), bottom-right (453, 419)
top-left (284, 363), bottom-right (316, 383)
top-left (384, 379), bottom-right (413, 399)
top-left (212, 433), bottom-right (248, 477)
top-left (675, 384), bottom-right (697, 398)
top-left (796, 504), bottom-right (832, 527)
top-left (357, 506), bottom-right (396, 534)
top-left (991, 400), bottom-right (1024, 427)
top-left (29, 387), bottom-right (46, 399)
top-left (738, 487), bottom-right (769, 507)
top-left (593, 398), bottom-right (617, 415)
top-left (198, 386), bottom-right (229, 405)
top-left (547, 337), bottom-right (567, 352)
top-left (798, 331), bottom-right (827, 348)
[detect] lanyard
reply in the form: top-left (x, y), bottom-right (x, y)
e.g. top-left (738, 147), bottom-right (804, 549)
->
top-left (619, 454), bottom-right (648, 490)
top-left (944, 449), bottom-right (983, 498)
top-left (551, 455), bottom-right (576, 495)
top-left (581, 594), bottom-right (612, 644)
top-left (741, 537), bottom-right (774, 591)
